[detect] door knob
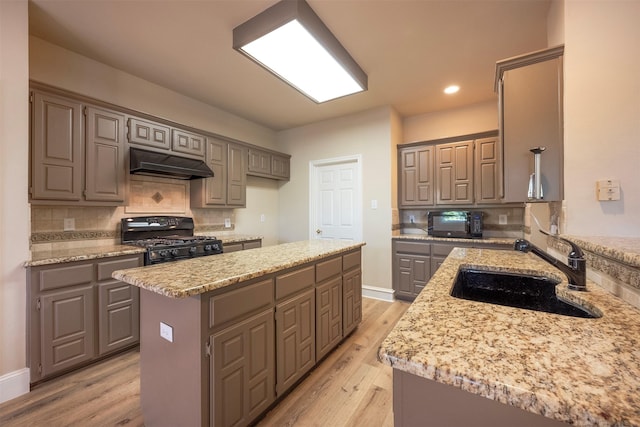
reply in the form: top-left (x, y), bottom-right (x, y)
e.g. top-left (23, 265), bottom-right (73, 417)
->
top-left (316, 229), bottom-right (321, 234)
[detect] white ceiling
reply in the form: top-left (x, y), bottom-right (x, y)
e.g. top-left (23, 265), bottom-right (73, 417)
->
top-left (28, 0), bottom-right (552, 131)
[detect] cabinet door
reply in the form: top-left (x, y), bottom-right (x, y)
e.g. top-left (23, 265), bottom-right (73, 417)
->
top-left (85, 107), bottom-right (127, 202)
top-left (31, 91), bottom-right (83, 201)
top-left (474, 136), bottom-right (501, 204)
top-left (399, 146), bottom-right (434, 207)
top-left (394, 254), bottom-right (430, 300)
top-left (227, 143), bottom-right (247, 207)
top-left (40, 285), bottom-right (94, 377)
top-left (96, 256), bottom-right (141, 355)
top-left (315, 277), bottom-right (343, 360)
top-left (211, 309), bottom-right (275, 427)
top-left (97, 281), bottom-right (139, 355)
top-left (271, 154), bottom-right (290, 180)
top-left (342, 268), bottom-right (362, 336)
top-left (436, 141), bottom-right (474, 205)
top-left (171, 128), bottom-right (206, 158)
top-left (127, 117), bottom-right (170, 150)
top-left (248, 149), bottom-right (271, 175)
top-left (501, 55), bottom-right (563, 202)
top-left (275, 289), bottom-right (315, 396)
top-left (205, 138), bottom-right (228, 205)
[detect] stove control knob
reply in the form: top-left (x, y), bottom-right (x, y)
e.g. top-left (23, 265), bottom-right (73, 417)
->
top-left (168, 249), bottom-right (178, 257)
top-left (158, 250), bottom-right (169, 258)
top-left (189, 246), bottom-right (197, 254)
top-left (204, 245), bottom-right (212, 252)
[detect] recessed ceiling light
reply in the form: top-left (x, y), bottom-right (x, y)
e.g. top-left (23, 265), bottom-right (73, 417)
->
top-left (444, 85), bottom-right (460, 94)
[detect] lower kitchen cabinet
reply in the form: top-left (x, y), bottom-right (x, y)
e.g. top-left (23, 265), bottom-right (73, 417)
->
top-left (27, 254), bottom-right (143, 384)
top-left (393, 240), bottom-right (431, 301)
top-left (392, 239), bottom-right (511, 301)
top-left (211, 309), bottom-right (275, 427)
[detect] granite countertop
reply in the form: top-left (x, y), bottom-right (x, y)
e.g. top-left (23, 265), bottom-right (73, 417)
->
top-left (25, 245), bottom-right (147, 267)
top-left (562, 235), bottom-right (640, 268)
top-left (378, 247), bottom-right (640, 426)
top-left (24, 234), bottom-right (264, 267)
top-left (393, 234), bottom-right (516, 246)
top-left (113, 240), bottom-right (365, 298)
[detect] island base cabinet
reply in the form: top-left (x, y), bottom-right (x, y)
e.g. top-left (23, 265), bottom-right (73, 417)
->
top-left (212, 309), bottom-right (275, 427)
top-left (393, 370), bottom-right (567, 427)
top-left (275, 289), bottom-right (315, 396)
top-left (315, 277), bottom-right (343, 361)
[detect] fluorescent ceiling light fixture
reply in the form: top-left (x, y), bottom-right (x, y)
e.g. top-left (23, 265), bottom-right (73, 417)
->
top-left (444, 85), bottom-right (460, 94)
top-left (233, 0), bottom-right (368, 103)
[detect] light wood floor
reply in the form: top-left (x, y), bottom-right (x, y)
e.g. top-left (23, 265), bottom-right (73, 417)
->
top-left (0, 298), bottom-right (409, 427)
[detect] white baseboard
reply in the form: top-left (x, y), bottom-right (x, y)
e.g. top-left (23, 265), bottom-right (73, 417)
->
top-left (0, 367), bottom-right (30, 404)
top-left (362, 285), bottom-right (395, 302)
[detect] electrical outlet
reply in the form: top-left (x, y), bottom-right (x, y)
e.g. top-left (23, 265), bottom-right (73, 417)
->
top-left (260, 214), bottom-right (266, 222)
top-left (409, 215), bottom-right (415, 223)
top-left (499, 214), bottom-right (508, 225)
top-left (160, 322), bottom-right (173, 343)
top-left (371, 199), bottom-right (378, 209)
top-left (63, 218), bottom-right (75, 231)
top-left (224, 218), bottom-right (231, 228)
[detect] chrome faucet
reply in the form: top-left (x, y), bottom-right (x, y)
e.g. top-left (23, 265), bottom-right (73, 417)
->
top-left (514, 236), bottom-right (587, 291)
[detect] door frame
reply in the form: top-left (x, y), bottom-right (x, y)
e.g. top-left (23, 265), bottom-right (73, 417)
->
top-left (308, 155), bottom-right (363, 241)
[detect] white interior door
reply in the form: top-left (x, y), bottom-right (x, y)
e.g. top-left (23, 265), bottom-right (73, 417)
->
top-left (310, 156), bottom-right (362, 241)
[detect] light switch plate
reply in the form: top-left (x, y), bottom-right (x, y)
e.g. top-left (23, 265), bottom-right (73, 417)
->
top-left (498, 214), bottom-right (508, 225)
top-left (63, 218), bottom-right (75, 231)
top-left (371, 199), bottom-right (378, 209)
top-left (160, 322), bottom-right (173, 343)
top-left (224, 218), bottom-right (231, 228)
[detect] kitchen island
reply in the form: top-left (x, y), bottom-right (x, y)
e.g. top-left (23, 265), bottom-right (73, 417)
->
top-left (378, 247), bottom-right (640, 426)
top-left (113, 240), bottom-right (364, 427)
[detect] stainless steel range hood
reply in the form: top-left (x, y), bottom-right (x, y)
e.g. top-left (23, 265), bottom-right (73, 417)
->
top-left (129, 148), bottom-right (213, 180)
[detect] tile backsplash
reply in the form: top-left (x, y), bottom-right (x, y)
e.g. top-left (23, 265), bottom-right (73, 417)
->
top-left (398, 206), bottom-right (525, 239)
top-left (30, 176), bottom-right (235, 251)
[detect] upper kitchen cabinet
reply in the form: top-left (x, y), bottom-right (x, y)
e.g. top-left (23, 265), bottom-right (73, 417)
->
top-left (31, 90), bottom-right (84, 201)
top-left (191, 139), bottom-right (247, 208)
top-left (127, 117), bottom-right (171, 151)
top-left (474, 136), bottom-right (501, 204)
top-left (435, 140), bottom-right (474, 205)
top-left (398, 131), bottom-right (500, 208)
top-left (496, 45), bottom-right (564, 203)
top-left (84, 107), bottom-right (127, 202)
top-left (30, 88), bottom-right (127, 205)
top-left (247, 147), bottom-right (291, 181)
top-left (171, 128), bottom-right (206, 159)
top-left (399, 145), bottom-right (434, 207)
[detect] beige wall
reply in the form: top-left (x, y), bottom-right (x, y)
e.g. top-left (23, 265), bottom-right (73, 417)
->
top-left (0, 0), bottom-right (30, 400)
top-left (402, 100), bottom-right (498, 143)
top-left (563, 0), bottom-right (640, 236)
top-left (276, 107), bottom-right (395, 290)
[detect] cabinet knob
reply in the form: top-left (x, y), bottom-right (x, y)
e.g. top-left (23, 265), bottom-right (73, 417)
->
top-left (316, 229), bottom-right (322, 234)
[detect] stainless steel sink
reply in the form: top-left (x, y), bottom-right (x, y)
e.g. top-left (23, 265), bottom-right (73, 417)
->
top-left (451, 269), bottom-right (601, 318)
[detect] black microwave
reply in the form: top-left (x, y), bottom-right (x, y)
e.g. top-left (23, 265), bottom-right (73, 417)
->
top-left (427, 211), bottom-right (483, 239)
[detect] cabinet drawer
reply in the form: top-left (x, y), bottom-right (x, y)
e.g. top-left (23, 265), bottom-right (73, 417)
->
top-left (38, 264), bottom-right (93, 291)
top-left (394, 241), bottom-right (431, 255)
top-left (316, 257), bottom-right (342, 283)
top-left (209, 278), bottom-right (274, 328)
top-left (223, 242), bottom-right (243, 253)
top-left (342, 250), bottom-right (361, 271)
top-left (97, 257), bottom-right (141, 281)
top-left (431, 243), bottom-right (456, 257)
top-left (276, 265), bottom-right (314, 301)
top-left (243, 240), bottom-right (262, 250)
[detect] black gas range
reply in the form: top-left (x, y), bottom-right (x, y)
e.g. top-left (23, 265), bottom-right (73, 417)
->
top-left (121, 216), bottom-right (223, 265)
